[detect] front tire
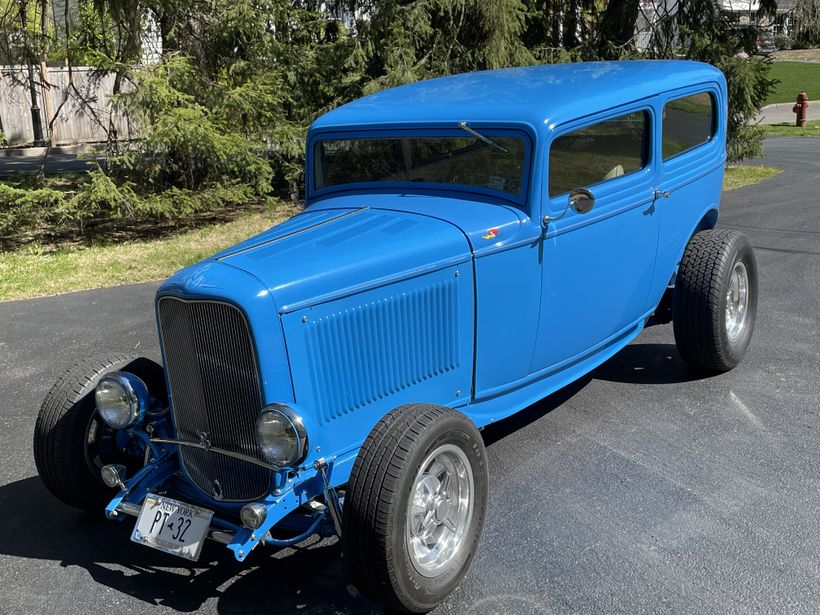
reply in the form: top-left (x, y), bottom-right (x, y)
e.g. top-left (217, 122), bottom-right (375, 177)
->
top-left (343, 404), bottom-right (488, 613)
top-left (33, 354), bottom-right (165, 512)
top-left (673, 229), bottom-right (758, 373)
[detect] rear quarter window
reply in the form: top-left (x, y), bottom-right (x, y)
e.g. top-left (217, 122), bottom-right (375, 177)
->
top-left (662, 92), bottom-right (716, 160)
top-left (549, 111), bottom-right (649, 198)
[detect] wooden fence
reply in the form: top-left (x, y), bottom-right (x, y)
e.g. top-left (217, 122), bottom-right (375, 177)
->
top-left (0, 65), bottom-right (131, 147)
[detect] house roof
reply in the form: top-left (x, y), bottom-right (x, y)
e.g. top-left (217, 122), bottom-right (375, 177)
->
top-left (311, 60), bottom-right (725, 132)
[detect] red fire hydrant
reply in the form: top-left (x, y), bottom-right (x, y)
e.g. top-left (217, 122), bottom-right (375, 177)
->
top-left (793, 92), bottom-right (809, 128)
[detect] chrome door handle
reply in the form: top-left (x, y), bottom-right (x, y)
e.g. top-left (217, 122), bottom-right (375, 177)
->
top-left (653, 188), bottom-right (671, 200)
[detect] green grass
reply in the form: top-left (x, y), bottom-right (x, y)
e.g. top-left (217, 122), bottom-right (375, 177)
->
top-left (723, 165), bottom-right (782, 191)
top-left (0, 206), bottom-right (297, 302)
top-left (766, 62), bottom-right (820, 105)
top-left (760, 119), bottom-right (820, 137)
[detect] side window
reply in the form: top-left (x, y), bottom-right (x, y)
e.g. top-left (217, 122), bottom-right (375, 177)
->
top-left (549, 111), bottom-right (650, 198)
top-left (662, 92), bottom-right (715, 160)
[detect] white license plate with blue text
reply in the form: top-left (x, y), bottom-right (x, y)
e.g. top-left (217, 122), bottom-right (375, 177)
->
top-left (131, 494), bottom-right (213, 561)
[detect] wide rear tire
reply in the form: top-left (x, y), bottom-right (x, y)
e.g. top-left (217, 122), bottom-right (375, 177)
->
top-left (673, 229), bottom-right (758, 373)
top-left (33, 354), bottom-right (165, 512)
top-left (343, 404), bottom-right (488, 613)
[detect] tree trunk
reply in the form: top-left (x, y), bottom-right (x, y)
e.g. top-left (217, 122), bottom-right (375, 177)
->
top-left (598, 0), bottom-right (641, 58)
top-left (563, 0), bottom-right (578, 48)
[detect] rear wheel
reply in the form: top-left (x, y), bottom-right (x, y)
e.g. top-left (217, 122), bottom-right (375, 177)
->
top-left (33, 354), bottom-right (165, 512)
top-left (343, 404), bottom-right (488, 613)
top-left (673, 229), bottom-right (758, 373)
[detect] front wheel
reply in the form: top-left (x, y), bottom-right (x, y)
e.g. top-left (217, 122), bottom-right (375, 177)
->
top-left (673, 229), bottom-right (759, 373)
top-left (343, 404), bottom-right (488, 613)
top-left (33, 354), bottom-right (165, 512)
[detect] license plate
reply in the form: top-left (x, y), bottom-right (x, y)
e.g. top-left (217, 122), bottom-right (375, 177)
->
top-left (131, 494), bottom-right (213, 561)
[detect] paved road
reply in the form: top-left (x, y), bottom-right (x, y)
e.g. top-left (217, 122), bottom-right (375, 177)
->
top-left (755, 102), bottom-right (816, 125)
top-left (0, 151), bottom-right (102, 175)
top-left (0, 138), bottom-right (818, 614)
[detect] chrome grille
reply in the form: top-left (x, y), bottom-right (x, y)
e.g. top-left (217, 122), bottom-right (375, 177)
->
top-left (158, 297), bottom-right (271, 501)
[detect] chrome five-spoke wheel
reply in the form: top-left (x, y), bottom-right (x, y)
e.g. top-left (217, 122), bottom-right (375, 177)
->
top-left (344, 404), bottom-right (488, 613)
top-left (406, 444), bottom-right (474, 578)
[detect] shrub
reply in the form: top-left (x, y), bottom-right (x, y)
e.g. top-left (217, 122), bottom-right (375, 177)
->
top-left (111, 106), bottom-right (273, 195)
top-left (727, 125), bottom-right (766, 161)
top-left (127, 183), bottom-right (260, 219)
top-left (55, 170), bottom-right (137, 230)
top-left (0, 183), bottom-right (65, 237)
top-left (100, 56), bottom-right (275, 220)
top-left (54, 170), bottom-right (263, 230)
top-left (719, 55), bottom-right (775, 161)
top-left (774, 34), bottom-right (793, 50)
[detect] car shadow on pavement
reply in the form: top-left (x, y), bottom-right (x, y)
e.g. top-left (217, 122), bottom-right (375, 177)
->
top-left (481, 375), bottom-right (592, 447)
top-left (0, 476), bottom-right (380, 614)
top-left (591, 342), bottom-right (709, 385)
top-left (481, 341), bottom-right (707, 446)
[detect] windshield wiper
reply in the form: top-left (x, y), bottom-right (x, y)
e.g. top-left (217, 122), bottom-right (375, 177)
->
top-left (457, 121), bottom-right (509, 155)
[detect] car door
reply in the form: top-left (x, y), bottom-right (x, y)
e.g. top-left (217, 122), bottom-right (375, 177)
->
top-left (647, 85), bottom-right (724, 308)
top-left (529, 101), bottom-right (660, 374)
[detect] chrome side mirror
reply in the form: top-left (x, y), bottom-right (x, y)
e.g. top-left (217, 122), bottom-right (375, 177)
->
top-left (568, 188), bottom-right (595, 214)
top-left (542, 187), bottom-right (596, 228)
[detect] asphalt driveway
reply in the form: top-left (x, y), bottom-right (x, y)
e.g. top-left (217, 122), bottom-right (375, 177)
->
top-left (0, 150), bottom-right (103, 175)
top-left (0, 138), bottom-right (817, 614)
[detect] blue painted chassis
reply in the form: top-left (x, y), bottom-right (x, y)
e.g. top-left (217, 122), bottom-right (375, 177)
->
top-left (105, 61), bottom-right (729, 562)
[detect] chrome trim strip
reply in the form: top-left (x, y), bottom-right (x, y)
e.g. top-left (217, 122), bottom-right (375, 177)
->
top-left (151, 437), bottom-right (282, 472)
top-left (209, 530), bottom-right (235, 545)
top-left (118, 501), bottom-right (142, 517)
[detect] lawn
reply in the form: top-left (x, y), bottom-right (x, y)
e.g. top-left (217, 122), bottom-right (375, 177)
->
top-left (723, 165), bottom-right (781, 191)
top-left (760, 119), bottom-right (820, 137)
top-left (0, 205), bottom-right (297, 301)
top-left (766, 62), bottom-right (820, 105)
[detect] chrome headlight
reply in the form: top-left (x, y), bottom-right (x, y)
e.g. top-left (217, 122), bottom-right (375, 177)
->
top-left (94, 371), bottom-right (148, 429)
top-left (255, 404), bottom-right (308, 468)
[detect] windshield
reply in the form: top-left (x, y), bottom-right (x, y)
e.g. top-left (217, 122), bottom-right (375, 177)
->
top-left (313, 133), bottom-right (528, 198)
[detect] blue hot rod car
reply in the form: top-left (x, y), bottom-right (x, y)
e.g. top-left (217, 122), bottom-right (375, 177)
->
top-left (34, 60), bottom-right (757, 612)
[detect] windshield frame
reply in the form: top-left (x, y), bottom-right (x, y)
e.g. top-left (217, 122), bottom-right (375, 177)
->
top-left (306, 125), bottom-right (535, 208)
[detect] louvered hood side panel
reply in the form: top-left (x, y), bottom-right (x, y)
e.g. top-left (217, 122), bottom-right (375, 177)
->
top-left (281, 264), bottom-right (475, 453)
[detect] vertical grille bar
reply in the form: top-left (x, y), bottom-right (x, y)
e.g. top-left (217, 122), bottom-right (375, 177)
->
top-left (158, 297), bottom-right (271, 501)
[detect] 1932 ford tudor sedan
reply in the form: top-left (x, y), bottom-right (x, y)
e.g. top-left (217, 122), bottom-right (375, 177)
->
top-left (34, 61), bottom-right (758, 612)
